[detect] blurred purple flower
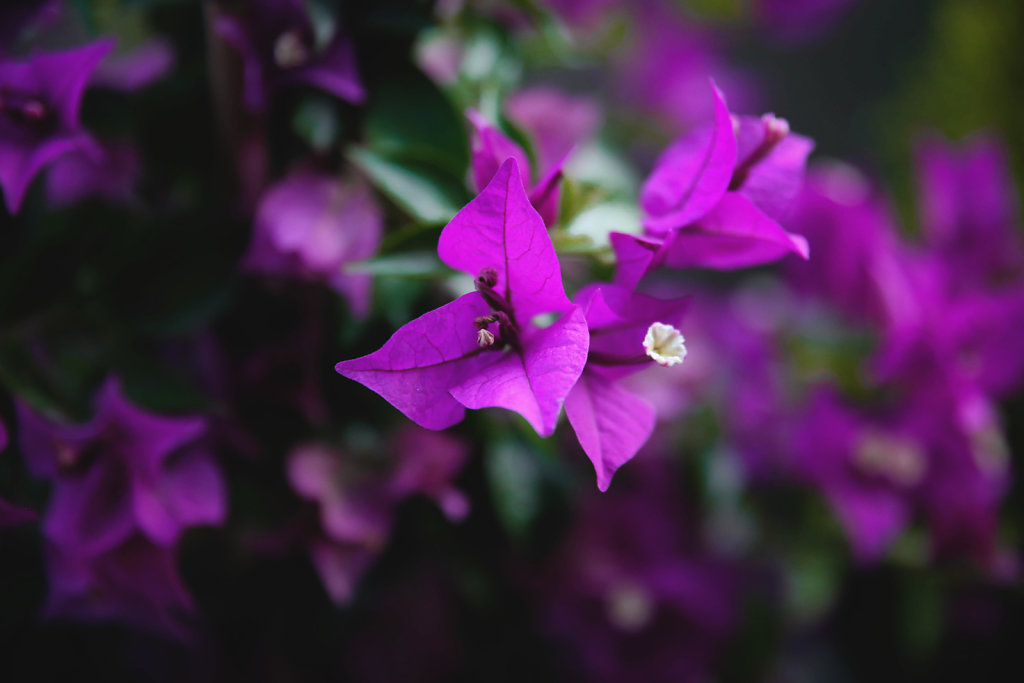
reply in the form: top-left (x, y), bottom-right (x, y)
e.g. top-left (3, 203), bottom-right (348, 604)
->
top-left (45, 140), bottom-right (140, 206)
top-left (791, 385), bottom-right (919, 562)
top-left (90, 38), bottom-right (176, 92)
top-left (783, 163), bottom-right (909, 324)
top-left (872, 251), bottom-right (1024, 399)
top-left (337, 159), bottom-right (589, 437)
top-left (44, 534), bottom-right (195, 638)
top-left (537, 458), bottom-right (739, 682)
top-left (18, 378), bottom-right (226, 555)
top-left (215, 0), bottom-right (365, 112)
top-left (915, 134), bottom-right (1024, 285)
top-left (0, 38), bottom-right (113, 213)
top-left (565, 284), bottom-right (689, 490)
top-left (287, 427), bottom-right (468, 603)
top-left (505, 87), bottom-right (602, 179)
top-left (467, 109), bottom-right (565, 227)
top-left (243, 169), bottom-right (383, 316)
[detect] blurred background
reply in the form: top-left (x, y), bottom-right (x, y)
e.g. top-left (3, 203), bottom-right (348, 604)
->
top-left (1, 0), bottom-right (1023, 681)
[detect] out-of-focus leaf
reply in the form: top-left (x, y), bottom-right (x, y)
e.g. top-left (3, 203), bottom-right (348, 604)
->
top-left (345, 252), bottom-right (447, 279)
top-left (786, 550), bottom-right (843, 623)
top-left (900, 572), bottom-right (945, 660)
top-left (485, 440), bottom-right (543, 540)
top-left (349, 147), bottom-right (467, 224)
top-left (563, 201), bottom-right (642, 249)
top-left (292, 96), bottom-right (341, 153)
top-left (371, 277), bottom-right (430, 331)
top-left (565, 144), bottom-right (639, 198)
top-left (365, 71), bottom-right (468, 176)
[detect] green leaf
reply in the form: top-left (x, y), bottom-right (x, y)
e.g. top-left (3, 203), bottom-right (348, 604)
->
top-left (345, 252), bottom-right (448, 279)
top-left (563, 201), bottom-right (642, 249)
top-left (349, 147), bottom-right (468, 224)
top-left (364, 71), bottom-right (468, 176)
top-left (292, 96), bottom-right (341, 153)
top-left (485, 440), bottom-right (543, 540)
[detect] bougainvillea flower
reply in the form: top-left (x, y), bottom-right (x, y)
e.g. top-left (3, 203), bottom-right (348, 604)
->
top-left (791, 385), bottom-right (918, 562)
top-left (214, 0), bottom-right (365, 112)
top-left (917, 388), bottom-right (1010, 564)
top-left (627, 82), bottom-right (810, 277)
top-left (0, 39), bottom-right (113, 213)
top-left (536, 458), bottom-right (739, 683)
top-left (640, 82), bottom-right (738, 234)
top-left (783, 163), bottom-right (909, 324)
top-left (337, 159), bottom-right (589, 437)
top-left (18, 378), bottom-right (226, 555)
top-left (44, 535), bottom-right (195, 637)
top-left (915, 134), bottom-right (1024, 283)
top-left (565, 284), bottom-right (689, 490)
top-left (467, 108), bottom-right (567, 227)
top-left (287, 428), bottom-right (468, 603)
top-left (869, 246), bottom-right (1024, 400)
top-left (243, 169), bottom-right (383, 316)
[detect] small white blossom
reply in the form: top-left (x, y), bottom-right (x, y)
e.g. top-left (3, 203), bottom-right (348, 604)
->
top-left (643, 322), bottom-right (687, 367)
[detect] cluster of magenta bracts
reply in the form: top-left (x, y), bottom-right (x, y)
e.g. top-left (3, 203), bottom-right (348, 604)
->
top-left (0, 0), bottom-right (1020, 672)
top-left (336, 80), bottom-right (811, 494)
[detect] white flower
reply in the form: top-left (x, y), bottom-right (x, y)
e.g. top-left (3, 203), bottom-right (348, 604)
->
top-left (643, 322), bottom-right (687, 367)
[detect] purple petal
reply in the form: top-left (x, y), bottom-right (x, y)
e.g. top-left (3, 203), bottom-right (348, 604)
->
top-left (0, 132), bottom-right (92, 213)
top-left (438, 158), bottom-right (571, 318)
top-left (246, 171), bottom-right (382, 314)
top-left (467, 109), bottom-right (532, 193)
top-left (91, 39), bottom-right (176, 91)
top-left (0, 497), bottom-right (36, 527)
top-left (287, 443), bottom-right (343, 502)
top-left (609, 231), bottom-right (664, 289)
top-left (732, 115), bottom-right (814, 219)
top-left (43, 459), bottom-right (137, 556)
top-left (505, 87), bottom-right (601, 174)
top-left (449, 306), bottom-right (589, 437)
top-left (133, 446), bottom-right (227, 546)
top-left (309, 539), bottom-right (377, 604)
top-left (213, 16), bottom-right (266, 111)
top-left (831, 485), bottom-right (910, 563)
top-left (284, 33), bottom-right (366, 105)
top-left (28, 39), bottom-right (116, 129)
top-left (44, 536), bottom-right (195, 637)
top-left (335, 292), bottom-right (497, 430)
top-left (565, 368), bottom-right (656, 491)
top-left (527, 154), bottom-right (565, 227)
top-left (45, 140), bottom-right (140, 207)
top-left (660, 192), bottom-right (809, 270)
top-left (96, 379), bottom-right (207, 475)
top-left (640, 81), bottom-right (737, 233)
